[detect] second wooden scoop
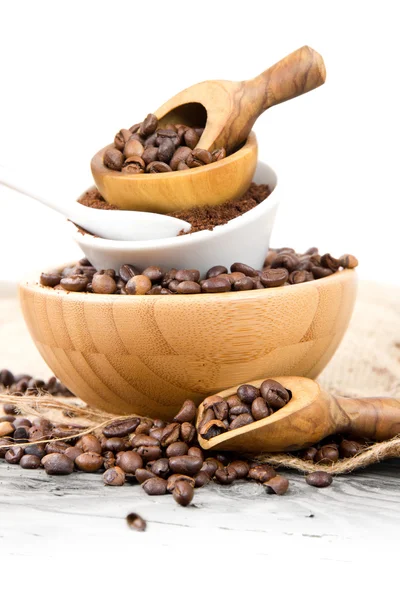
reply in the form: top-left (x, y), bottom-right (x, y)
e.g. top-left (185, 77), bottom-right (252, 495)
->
top-left (197, 377), bottom-right (400, 453)
top-left (156, 45), bottom-right (326, 154)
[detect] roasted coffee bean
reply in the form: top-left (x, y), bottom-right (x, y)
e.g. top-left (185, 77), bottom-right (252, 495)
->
top-left (103, 418), bottom-right (140, 438)
top-left (42, 453), bottom-right (74, 475)
top-left (78, 434), bottom-right (102, 454)
top-left (315, 445), bottom-right (339, 465)
top-left (339, 439), bottom-right (362, 458)
top-left (40, 272), bottom-right (62, 288)
top-left (320, 253), bottom-right (340, 271)
top-left (19, 454), bottom-right (41, 469)
top-left (271, 253), bottom-right (300, 272)
top-left (126, 275), bottom-right (152, 295)
top-left (301, 447), bottom-right (318, 462)
top-left (183, 128), bottom-right (200, 149)
top-left (200, 419), bottom-right (228, 440)
top-left (148, 427), bottom-right (163, 443)
top-left (230, 262), bottom-right (258, 277)
top-left (173, 479), bottom-right (194, 506)
top-left (251, 397), bottom-right (271, 420)
top-left (212, 400), bottom-right (228, 421)
top-left (2, 401), bottom-right (17, 414)
top-left (229, 413), bottom-right (254, 430)
top-left (137, 446), bottom-right (162, 462)
top-left (122, 155), bottom-right (145, 174)
top-left (91, 272), bottom-right (117, 294)
top-left (248, 464), bottom-right (276, 482)
top-left (135, 468), bottom-right (156, 483)
top-left (169, 455), bottom-right (203, 476)
top-left (194, 470), bottom-right (210, 488)
top-left (104, 147), bottom-right (124, 171)
top-left (339, 254), bottom-right (358, 269)
top-left (215, 466), bottom-right (237, 485)
top-left (201, 277), bottom-right (231, 293)
top-left (233, 276), bottom-right (254, 291)
top-left (168, 280), bottom-right (180, 292)
top-left (156, 129), bottom-right (180, 147)
top-left (160, 423), bottom-right (180, 447)
top-left (177, 161), bottom-right (190, 170)
top-left (288, 270), bottom-right (314, 284)
top-left (0, 439), bottom-right (11, 458)
top-left (312, 266), bottom-right (334, 279)
top-left (0, 421), bottom-right (15, 437)
top-left (173, 399), bottom-right (197, 424)
top-left (151, 458), bottom-right (170, 479)
top-left (230, 460), bottom-right (250, 478)
top-left (13, 417), bottom-right (31, 428)
top-left (103, 437), bottom-right (129, 453)
top-left (167, 473), bottom-right (195, 492)
top-left (134, 419), bottom-right (153, 435)
top-left (5, 446), bottom-right (24, 464)
top-left (165, 441), bottom-right (189, 458)
top-left (124, 138), bottom-right (144, 159)
top-left (305, 471), bottom-right (333, 488)
top-left (260, 268), bottom-right (289, 288)
top-left (237, 384), bottom-right (259, 405)
top-left (264, 475), bottom-right (289, 495)
top-left (141, 266), bottom-right (164, 282)
top-left (187, 148), bottom-right (212, 167)
top-left (260, 379), bottom-right (290, 409)
top-left (146, 161), bottom-right (172, 173)
top-left (200, 458), bottom-right (219, 478)
top-left (140, 114), bottom-right (158, 136)
top-left (170, 146), bottom-right (192, 170)
top-left (24, 443), bottom-right (46, 459)
top-left (198, 408), bottom-right (217, 430)
top-left (126, 512), bottom-right (146, 531)
top-left (177, 281), bottom-right (201, 294)
top-left (131, 434), bottom-right (160, 448)
top-left (13, 426), bottom-right (29, 442)
top-left (45, 440), bottom-right (69, 454)
top-left (188, 447), bottom-right (204, 460)
top-left (103, 466), bottom-right (126, 486)
top-left (64, 446), bottom-right (83, 462)
top-left (229, 402), bottom-right (251, 417)
top-left (60, 274), bottom-right (89, 292)
top-left (142, 476), bottom-right (168, 496)
top-left (75, 452), bottom-right (103, 472)
top-left (175, 269), bottom-right (200, 283)
top-left (142, 145), bottom-right (159, 165)
top-left (119, 264), bottom-right (141, 282)
top-left (114, 450), bottom-right (143, 474)
top-left (102, 450), bottom-right (115, 470)
top-left (114, 128), bottom-right (132, 150)
top-left (157, 138), bottom-right (176, 163)
top-left (206, 265), bottom-right (228, 279)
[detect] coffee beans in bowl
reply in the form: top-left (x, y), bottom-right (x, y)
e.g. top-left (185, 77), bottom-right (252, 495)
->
top-left (103, 114), bottom-right (227, 174)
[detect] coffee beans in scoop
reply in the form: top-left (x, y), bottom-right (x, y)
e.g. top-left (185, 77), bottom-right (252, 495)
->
top-left (39, 248), bottom-right (358, 296)
top-left (103, 114), bottom-right (227, 174)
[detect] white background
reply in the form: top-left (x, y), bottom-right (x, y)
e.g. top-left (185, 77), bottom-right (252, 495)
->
top-left (0, 0), bottom-right (399, 287)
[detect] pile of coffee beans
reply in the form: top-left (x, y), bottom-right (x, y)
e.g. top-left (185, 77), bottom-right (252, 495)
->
top-left (103, 113), bottom-right (227, 174)
top-left (198, 379), bottom-right (291, 440)
top-left (39, 248), bottom-right (358, 296)
top-left (0, 369), bottom-right (74, 398)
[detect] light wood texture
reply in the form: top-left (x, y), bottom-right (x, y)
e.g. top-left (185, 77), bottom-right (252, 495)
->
top-left (90, 132), bottom-right (258, 213)
top-left (197, 376), bottom-right (400, 453)
top-left (156, 45), bottom-right (326, 154)
top-left (19, 269), bottom-right (357, 420)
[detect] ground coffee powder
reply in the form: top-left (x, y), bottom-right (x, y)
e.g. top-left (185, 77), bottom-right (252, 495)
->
top-left (78, 183), bottom-right (271, 234)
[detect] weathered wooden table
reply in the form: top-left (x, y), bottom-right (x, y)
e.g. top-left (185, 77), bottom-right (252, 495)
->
top-left (1, 283), bottom-right (400, 568)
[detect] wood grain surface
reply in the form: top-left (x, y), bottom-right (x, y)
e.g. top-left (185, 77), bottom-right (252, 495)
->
top-left (91, 132), bottom-right (258, 213)
top-left (19, 269), bottom-right (357, 419)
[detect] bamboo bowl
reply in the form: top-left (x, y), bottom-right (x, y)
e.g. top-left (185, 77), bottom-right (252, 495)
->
top-left (90, 132), bottom-right (258, 213)
top-left (19, 269), bottom-right (357, 420)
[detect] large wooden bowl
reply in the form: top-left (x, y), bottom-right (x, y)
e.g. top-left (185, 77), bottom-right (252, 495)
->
top-left (90, 132), bottom-right (258, 213)
top-left (19, 269), bottom-right (357, 419)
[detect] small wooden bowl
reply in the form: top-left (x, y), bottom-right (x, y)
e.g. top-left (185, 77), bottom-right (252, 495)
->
top-left (19, 269), bottom-right (357, 420)
top-left (90, 132), bottom-right (258, 213)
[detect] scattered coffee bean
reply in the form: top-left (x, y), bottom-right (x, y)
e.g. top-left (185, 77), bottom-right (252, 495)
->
top-left (20, 454), bottom-right (41, 469)
top-left (215, 466), bottom-right (237, 485)
top-left (5, 446), bottom-right (24, 464)
top-left (126, 512), bottom-right (147, 531)
top-left (305, 471), bottom-right (333, 488)
top-left (169, 455), bottom-right (203, 476)
top-left (103, 418), bottom-right (140, 438)
top-left (75, 452), bottom-right (104, 472)
top-left (42, 453), bottom-right (74, 475)
top-left (103, 466), bottom-right (126, 486)
top-left (173, 479), bottom-right (194, 506)
top-left (264, 475), bottom-right (289, 495)
top-left (248, 464), bottom-right (276, 482)
top-left (142, 476), bottom-right (168, 495)
top-left (194, 470), bottom-right (210, 488)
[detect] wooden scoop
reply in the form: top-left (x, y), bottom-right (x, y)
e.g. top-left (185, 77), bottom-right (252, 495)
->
top-left (197, 377), bottom-right (400, 453)
top-left (91, 46), bottom-right (325, 213)
top-left (155, 45), bottom-right (326, 154)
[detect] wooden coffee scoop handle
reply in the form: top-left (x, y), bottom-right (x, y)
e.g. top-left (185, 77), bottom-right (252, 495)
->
top-left (335, 396), bottom-right (400, 441)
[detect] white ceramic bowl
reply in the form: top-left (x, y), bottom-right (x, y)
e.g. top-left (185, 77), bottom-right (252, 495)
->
top-left (69, 161), bottom-right (279, 274)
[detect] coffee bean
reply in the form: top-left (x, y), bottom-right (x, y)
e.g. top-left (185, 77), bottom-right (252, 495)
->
top-left (315, 445), bottom-right (339, 465)
top-left (186, 148), bottom-right (212, 167)
top-left (114, 128), bottom-right (132, 151)
top-left (157, 138), bottom-right (176, 163)
top-left (271, 253), bottom-right (300, 272)
top-left (42, 453), bottom-right (74, 475)
top-left (201, 277), bottom-right (231, 293)
top-left (170, 146), bottom-right (192, 170)
top-left (206, 265), bottom-right (228, 279)
top-left (339, 254), bottom-right (358, 269)
top-left (165, 441), bottom-right (189, 458)
top-left (131, 434), bottom-right (159, 448)
top-left (103, 437), bottom-right (129, 453)
top-left (251, 397), bottom-right (271, 420)
top-left (149, 427), bottom-right (164, 442)
top-left (237, 384), bottom-right (259, 405)
top-left (167, 473), bottom-right (195, 492)
top-left (200, 419), bottom-right (228, 440)
top-left (305, 471), bottom-right (333, 488)
top-left (119, 264), bottom-right (141, 282)
top-left (177, 161), bottom-right (190, 170)
top-left (103, 418), bottom-right (140, 438)
top-left (300, 447), bottom-right (318, 462)
top-left (183, 128), bottom-right (200, 150)
top-left (151, 458), bottom-right (170, 479)
top-left (248, 464), bottom-right (276, 482)
top-left (187, 447), bottom-right (203, 461)
top-left (180, 422), bottom-right (196, 444)
top-left (60, 274), bottom-right (89, 292)
top-left (175, 269), bottom-right (200, 282)
top-left (19, 454), bottom-right (41, 469)
top-left (156, 129), bottom-right (180, 147)
top-left (115, 450), bottom-right (143, 474)
top-left (124, 138), bottom-right (144, 159)
top-left (264, 475), bottom-right (289, 495)
top-left (135, 468), bottom-right (156, 484)
top-left (146, 161), bottom-right (172, 173)
top-left (169, 455), bottom-right (203, 476)
top-left (13, 426), bottom-right (29, 442)
top-left (176, 281), bottom-right (201, 294)
top-left (233, 276), bottom-right (254, 291)
top-left (75, 452), bottom-right (104, 472)
top-left (0, 421), bottom-right (15, 437)
top-left (230, 262), bottom-right (258, 277)
top-left (103, 466), bottom-right (126, 486)
top-left (173, 399), bottom-right (197, 424)
top-left (126, 513), bottom-right (146, 531)
top-left (104, 147), bottom-right (124, 171)
top-left (91, 272), bottom-right (117, 294)
top-left (40, 272), bottom-right (62, 287)
top-left (229, 413), bottom-right (254, 430)
top-left (339, 439), bottom-right (362, 458)
top-left (2, 401), bottom-right (17, 414)
top-left (141, 266), bottom-right (164, 282)
top-left (142, 476), bottom-right (168, 496)
top-left (229, 402), bottom-right (251, 417)
top-left (0, 439), bottom-right (11, 458)
top-left (142, 145), bottom-right (159, 165)
top-left (192, 470), bottom-right (209, 488)
top-left (13, 417), bottom-right (31, 428)
top-left (122, 155), bottom-right (146, 174)
top-left (288, 270), bottom-right (314, 284)
top-left (212, 400), bottom-right (228, 421)
top-left (5, 446), bottom-right (24, 464)
top-left (140, 114), bottom-right (158, 136)
top-left (24, 443), bottom-right (46, 459)
top-left (229, 460), bottom-right (250, 478)
top-left (260, 379), bottom-right (290, 410)
top-left (312, 266), bottom-right (334, 279)
top-left (137, 446), bottom-right (162, 462)
top-left (126, 275), bottom-right (152, 295)
top-left (215, 466), bottom-right (237, 485)
top-left (260, 268), bottom-right (289, 288)
top-left (135, 418), bottom-right (153, 435)
top-left (160, 423), bottom-right (180, 447)
top-left (173, 479), bottom-right (194, 506)
top-left (64, 446), bottom-right (83, 461)
top-left (78, 434), bottom-right (102, 454)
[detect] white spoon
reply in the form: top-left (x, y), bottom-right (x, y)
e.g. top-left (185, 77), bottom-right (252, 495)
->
top-left (0, 165), bottom-right (191, 241)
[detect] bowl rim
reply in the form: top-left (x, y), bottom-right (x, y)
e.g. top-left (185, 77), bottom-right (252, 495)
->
top-left (20, 268), bottom-right (357, 304)
top-left (71, 159), bottom-right (279, 250)
top-left (91, 131), bottom-right (258, 182)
